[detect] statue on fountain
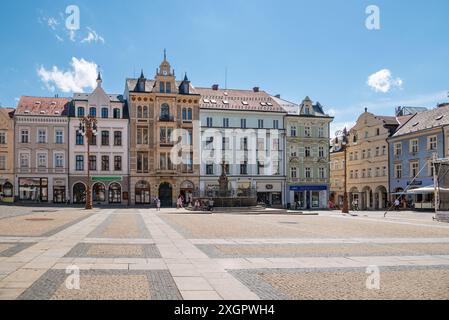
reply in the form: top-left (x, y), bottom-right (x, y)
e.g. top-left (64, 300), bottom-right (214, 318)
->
top-left (218, 161), bottom-right (229, 197)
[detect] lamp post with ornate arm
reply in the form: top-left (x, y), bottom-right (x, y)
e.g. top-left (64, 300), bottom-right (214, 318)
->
top-left (78, 115), bottom-right (98, 210)
top-left (335, 128), bottom-right (349, 214)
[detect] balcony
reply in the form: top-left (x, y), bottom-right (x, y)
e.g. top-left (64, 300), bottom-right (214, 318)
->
top-left (160, 139), bottom-right (174, 147)
top-left (159, 115), bottom-right (175, 122)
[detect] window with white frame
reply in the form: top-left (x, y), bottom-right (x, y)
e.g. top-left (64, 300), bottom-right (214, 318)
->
top-left (305, 126), bottom-right (311, 137)
top-left (319, 167), bottom-right (326, 179)
top-left (305, 146), bottom-right (311, 157)
top-left (223, 118), bottom-right (229, 128)
top-left (305, 167), bottom-right (312, 178)
top-left (55, 153), bottom-right (64, 168)
top-left (21, 129), bottom-right (29, 144)
top-left (290, 126), bottom-right (297, 137)
top-left (394, 143), bottom-right (402, 156)
top-left (291, 167), bottom-right (297, 178)
top-left (20, 153), bottom-right (29, 168)
top-left (318, 127), bottom-right (324, 138)
top-left (319, 146), bottom-right (325, 158)
top-left (395, 163), bottom-right (402, 179)
top-left (38, 129), bottom-right (47, 144)
top-left (428, 136), bottom-right (437, 151)
top-left (55, 129), bottom-right (64, 144)
top-left (0, 156), bottom-right (6, 170)
top-left (410, 139), bottom-right (419, 153)
top-left (37, 153), bottom-right (47, 168)
top-left (273, 120), bottom-right (279, 129)
top-left (410, 161), bottom-right (419, 178)
top-left (428, 159), bottom-right (435, 177)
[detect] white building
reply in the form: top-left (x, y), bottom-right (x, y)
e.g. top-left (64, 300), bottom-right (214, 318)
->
top-left (69, 74), bottom-right (129, 205)
top-left (196, 86), bottom-right (287, 207)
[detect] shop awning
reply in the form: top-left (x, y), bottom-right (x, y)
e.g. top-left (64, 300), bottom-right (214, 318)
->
top-left (406, 186), bottom-right (449, 194)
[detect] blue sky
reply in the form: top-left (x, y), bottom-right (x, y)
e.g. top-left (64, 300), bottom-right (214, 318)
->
top-left (0, 0), bottom-right (448, 133)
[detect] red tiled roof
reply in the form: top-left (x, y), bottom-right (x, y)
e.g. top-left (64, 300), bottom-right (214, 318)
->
top-left (16, 96), bottom-right (70, 116)
top-left (0, 107), bottom-right (15, 118)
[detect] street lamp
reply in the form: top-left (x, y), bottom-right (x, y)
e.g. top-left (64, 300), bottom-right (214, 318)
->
top-left (78, 115), bottom-right (98, 210)
top-left (335, 128), bottom-right (349, 214)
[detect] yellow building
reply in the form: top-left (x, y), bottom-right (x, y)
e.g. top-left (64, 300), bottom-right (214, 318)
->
top-left (329, 146), bottom-right (345, 208)
top-left (345, 109), bottom-right (400, 210)
top-left (0, 107), bottom-right (15, 202)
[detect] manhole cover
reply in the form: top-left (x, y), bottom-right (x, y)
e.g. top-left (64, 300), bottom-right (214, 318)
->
top-left (25, 218), bottom-right (55, 222)
top-left (279, 221), bottom-right (298, 225)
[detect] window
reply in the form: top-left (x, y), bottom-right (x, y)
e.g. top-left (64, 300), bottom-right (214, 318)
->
top-left (368, 168), bottom-right (372, 177)
top-left (349, 153), bottom-right (353, 161)
top-left (257, 161), bottom-right (265, 175)
top-left (223, 118), bottom-right (229, 128)
top-left (354, 152), bottom-right (358, 160)
top-left (355, 170), bottom-right (359, 178)
top-left (395, 163), bottom-right (402, 179)
top-left (77, 107), bottom-right (85, 118)
top-left (240, 137), bottom-right (248, 151)
top-left (114, 131), bottom-right (122, 146)
top-left (362, 150), bottom-right (366, 159)
top-left (305, 146), bottom-right (311, 157)
top-left (38, 129), bottom-right (47, 143)
top-left (428, 160), bottom-right (435, 177)
top-left (410, 139), bottom-right (419, 153)
top-left (55, 154), bottom-right (64, 168)
top-left (159, 82), bottom-right (165, 93)
top-left (376, 167), bottom-right (380, 177)
top-left (166, 82), bottom-right (171, 93)
top-left (290, 146), bottom-right (297, 157)
top-left (0, 156), bottom-right (5, 170)
top-left (76, 155), bottom-right (84, 171)
top-left (305, 127), bottom-right (311, 137)
top-left (273, 120), bottom-right (279, 129)
top-left (367, 149), bottom-right (371, 158)
top-left (240, 161), bottom-right (248, 175)
top-left (362, 169), bottom-right (366, 178)
top-left (75, 131), bottom-right (84, 145)
top-left (143, 106), bottom-right (148, 118)
top-left (114, 156), bottom-right (122, 171)
top-left (428, 136), bottom-right (437, 151)
top-left (137, 106), bottom-right (143, 118)
top-left (137, 152), bottom-right (148, 173)
top-left (0, 132), bottom-right (6, 144)
top-left (241, 119), bottom-right (246, 129)
top-left (100, 107), bottom-right (108, 119)
top-left (375, 147), bottom-right (380, 156)
top-left (365, 131), bottom-right (369, 138)
top-left (258, 119), bottom-right (264, 129)
top-left (90, 134), bottom-right (97, 146)
top-left (383, 167), bottom-right (387, 176)
top-left (382, 146), bottom-right (387, 155)
top-left (206, 164), bottom-right (214, 175)
top-left (20, 153), bottom-right (29, 168)
top-left (319, 167), bottom-right (326, 179)
top-left (101, 156), bottom-right (109, 171)
top-left (305, 167), bottom-right (311, 178)
top-left (137, 127), bottom-right (148, 145)
top-left (160, 104), bottom-right (170, 120)
top-left (159, 153), bottom-right (172, 170)
top-left (89, 107), bottom-right (97, 118)
top-left (410, 161), bottom-right (419, 178)
top-left (394, 143), bottom-right (402, 156)
top-left (318, 127), bottom-right (324, 138)
top-left (206, 117), bottom-right (213, 128)
top-left (89, 156), bottom-right (97, 171)
top-left (222, 137), bottom-right (230, 150)
top-left (113, 108), bottom-right (121, 119)
top-left (55, 129), bottom-right (63, 144)
top-left (182, 108), bottom-right (192, 121)
top-left (319, 147), bottom-right (325, 158)
top-left (291, 167), bottom-right (297, 178)
top-left (205, 137), bottom-right (214, 150)
top-left (304, 107), bottom-right (310, 115)
top-left (350, 170), bottom-right (354, 179)
top-left (291, 126), bottom-right (297, 137)
top-left (101, 131), bottom-right (109, 146)
top-left (37, 153), bottom-right (47, 168)
top-left (160, 127), bottom-right (173, 144)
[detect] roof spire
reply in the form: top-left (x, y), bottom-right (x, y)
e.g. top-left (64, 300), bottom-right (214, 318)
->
top-left (139, 69), bottom-right (145, 79)
top-left (184, 72), bottom-right (189, 82)
top-left (164, 48), bottom-right (167, 61)
top-left (96, 70), bottom-right (102, 86)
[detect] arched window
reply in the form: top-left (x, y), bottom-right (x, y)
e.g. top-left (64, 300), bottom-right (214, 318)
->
top-left (143, 106), bottom-right (148, 118)
top-left (92, 183), bottom-right (106, 202)
top-left (135, 181), bottom-right (150, 204)
top-left (89, 107), bottom-right (97, 118)
top-left (108, 183), bottom-right (122, 203)
top-left (77, 107), bottom-right (85, 118)
top-left (73, 183), bottom-right (86, 204)
top-left (101, 107), bottom-right (108, 119)
top-left (137, 106), bottom-right (143, 118)
top-left (113, 108), bottom-right (121, 119)
top-left (160, 104), bottom-right (170, 120)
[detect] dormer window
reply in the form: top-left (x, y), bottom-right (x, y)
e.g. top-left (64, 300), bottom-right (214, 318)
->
top-left (304, 107), bottom-right (310, 114)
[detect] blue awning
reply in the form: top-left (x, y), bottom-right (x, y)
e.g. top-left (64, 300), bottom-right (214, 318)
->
top-left (290, 185), bottom-right (327, 191)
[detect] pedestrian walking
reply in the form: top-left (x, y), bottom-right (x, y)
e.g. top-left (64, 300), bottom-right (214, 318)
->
top-left (394, 198), bottom-right (400, 211)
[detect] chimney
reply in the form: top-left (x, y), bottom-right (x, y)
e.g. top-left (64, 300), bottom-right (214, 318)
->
top-left (212, 84), bottom-right (219, 90)
top-left (274, 94), bottom-right (281, 99)
top-left (253, 87), bottom-right (260, 93)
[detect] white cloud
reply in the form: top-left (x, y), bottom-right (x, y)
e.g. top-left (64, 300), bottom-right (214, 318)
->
top-left (47, 17), bottom-right (59, 30)
top-left (330, 121), bottom-right (356, 137)
top-left (37, 57), bottom-right (98, 93)
top-left (367, 69), bottom-right (403, 93)
top-left (81, 27), bottom-right (105, 44)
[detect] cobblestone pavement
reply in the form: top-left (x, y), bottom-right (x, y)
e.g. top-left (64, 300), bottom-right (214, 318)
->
top-left (0, 207), bottom-right (448, 300)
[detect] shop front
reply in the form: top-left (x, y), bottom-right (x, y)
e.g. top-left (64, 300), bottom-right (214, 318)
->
top-left (0, 179), bottom-right (14, 203)
top-left (53, 178), bottom-right (67, 204)
top-left (290, 185), bottom-right (328, 209)
top-left (257, 182), bottom-right (283, 207)
top-left (18, 178), bottom-right (48, 202)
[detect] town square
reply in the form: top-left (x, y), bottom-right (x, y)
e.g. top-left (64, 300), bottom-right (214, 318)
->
top-left (1, 0), bottom-right (449, 305)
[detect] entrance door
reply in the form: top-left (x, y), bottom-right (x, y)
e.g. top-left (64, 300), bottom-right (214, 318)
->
top-left (159, 183), bottom-right (173, 207)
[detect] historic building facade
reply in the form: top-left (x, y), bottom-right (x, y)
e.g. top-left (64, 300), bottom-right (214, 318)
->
top-left (125, 55), bottom-right (200, 207)
top-left (14, 97), bottom-right (70, 203)
top-left (0, 107), bottom-right (15, 202)
top-left (345, 109), bottom-right (401, 210)
top-left (278, 96), bottom-right (333, 209)
top-left (329, 144), bottom-right (346, 208)
top-left (388, 104), bottom-right (449, 210)
top-left (69, 74), bottom-right (129, 205)
top-left (197, 86), bottom-right (286, 207)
